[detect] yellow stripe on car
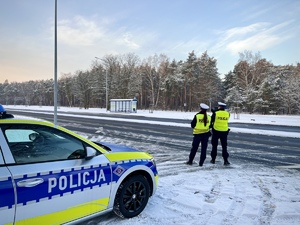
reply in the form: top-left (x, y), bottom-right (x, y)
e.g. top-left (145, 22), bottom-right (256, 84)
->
top-left (105, 152), bottom-right (153, 162)
top-left (10, 198), bottom-right (109, 225)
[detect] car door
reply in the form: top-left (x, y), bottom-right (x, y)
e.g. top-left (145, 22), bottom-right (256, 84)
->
top-left (0, 123), bottom-right (112, 225)
top-left (0, 134), bottom-right (15, 225)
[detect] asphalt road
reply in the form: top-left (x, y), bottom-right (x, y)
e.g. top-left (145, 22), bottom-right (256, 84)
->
top-left (9, 109), bottom-right (300, 171)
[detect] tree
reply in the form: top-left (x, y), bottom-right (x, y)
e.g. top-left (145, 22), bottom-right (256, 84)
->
top-left (160, 59), bottom-right (185, 110)
top-left (196, 51), bottom-right (223, 109)
top-left (74, 70), bottom-right (94, 109)
top-left (59, 73), bottom-right (76, 107)
top-left (181, 51), bottom-right (198, 111)
top-left (233, 51), bottom-right (270, 113)
top-left (278, 65), bottom-right (298, 114)
top-left (120, 53), bottom-right (140, 98)
top-left (1, 51), bottom-right (299, 114)
top-left (140, 54), bottom-right (168, 109)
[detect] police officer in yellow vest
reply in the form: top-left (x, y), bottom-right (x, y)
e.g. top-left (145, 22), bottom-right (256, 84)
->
top-left (186, 103), bottom-right (211, 167)
top-left (210, 102), bottom-right (230, 165)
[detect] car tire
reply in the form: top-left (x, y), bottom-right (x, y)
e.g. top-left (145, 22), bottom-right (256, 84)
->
top-left (113, 175), bottom-right (150, 218)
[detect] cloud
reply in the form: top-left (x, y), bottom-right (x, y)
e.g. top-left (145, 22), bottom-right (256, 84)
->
top-left (213, 20), bottom-right (294, 55)
top-left (223, 23), bottom-right (268, 40)
top-left (57, 16), bottom-right (104, 46)
top-left (119, 32), bottom-right (140, 49)
top-left (226, 33), bottom-right (280, 54)
top-left (56, 15), bottom-right (155, 54)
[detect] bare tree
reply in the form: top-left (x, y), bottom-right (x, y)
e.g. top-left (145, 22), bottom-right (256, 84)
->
top-left (59, 73), bottom-right (76, 107)
top-left (140, 54), bottom-right (168, 109)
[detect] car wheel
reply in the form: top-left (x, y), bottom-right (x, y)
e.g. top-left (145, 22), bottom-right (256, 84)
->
top-left (113, 175), bottom-right (150, 218)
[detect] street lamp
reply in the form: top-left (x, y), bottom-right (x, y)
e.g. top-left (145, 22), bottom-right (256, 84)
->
top-left (54, 0), bottom-right (58, 126)
top-left (95, 57), bottom-right (108, 111)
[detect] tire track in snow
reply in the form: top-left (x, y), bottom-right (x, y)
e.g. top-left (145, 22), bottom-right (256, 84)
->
top-left (256, 177), bottom-right (276, 225)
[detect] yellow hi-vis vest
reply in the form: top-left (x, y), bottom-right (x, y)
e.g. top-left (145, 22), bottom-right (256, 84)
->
top-left (193, 113), bottom-right (211, 134)
top-left (213, 110), bottom-right (230, 131)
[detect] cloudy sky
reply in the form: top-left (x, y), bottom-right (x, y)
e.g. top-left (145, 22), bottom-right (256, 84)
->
top-left (0, 0), bottom-right (299, 83)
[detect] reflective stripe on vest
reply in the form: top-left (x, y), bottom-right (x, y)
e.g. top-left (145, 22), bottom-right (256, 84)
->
top-left (213, 110), bottom-right (230, 131)
top-left (193, 114), bottom-right (211, 134)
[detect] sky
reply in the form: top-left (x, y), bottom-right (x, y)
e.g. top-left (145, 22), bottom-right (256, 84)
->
top-left (4, 105), bottom-right (300, 224)
top-left (0, 0), bottom-right (300, 83)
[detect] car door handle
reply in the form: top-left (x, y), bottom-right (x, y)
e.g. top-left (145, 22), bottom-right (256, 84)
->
top-left (17, 178), bottom-right (44, 187)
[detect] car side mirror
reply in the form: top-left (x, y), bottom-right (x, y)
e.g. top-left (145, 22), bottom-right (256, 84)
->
top-left (29, 133), bottom-right (39, 141)
top-left (86, 147), bottom-right (97, 160)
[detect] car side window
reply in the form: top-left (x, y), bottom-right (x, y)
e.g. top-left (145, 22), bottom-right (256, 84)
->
top-left (4, 124), bottom-right (87, 164)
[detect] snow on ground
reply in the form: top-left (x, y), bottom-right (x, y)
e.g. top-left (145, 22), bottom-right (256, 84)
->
top-left (5, 105), bottom-right (300, 125)
top-left (5, 105), bottom-right (300, 137)
top-left (4, 105), bottom-right (300, 225)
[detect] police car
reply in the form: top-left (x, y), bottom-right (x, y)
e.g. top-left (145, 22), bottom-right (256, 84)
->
top-left (0, 113), bottom-right (158, 224)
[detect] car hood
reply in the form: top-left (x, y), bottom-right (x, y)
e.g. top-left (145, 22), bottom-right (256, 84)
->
top-left (93, 141), bottom-right (139, 152)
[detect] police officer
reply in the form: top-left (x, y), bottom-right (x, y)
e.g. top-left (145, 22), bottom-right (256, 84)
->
top-left (0, 104), bottom-right (14, 119)
top-left (186, 103), bottom-right (211, 167)
top-left (210, 102), bottom-right (230, 165)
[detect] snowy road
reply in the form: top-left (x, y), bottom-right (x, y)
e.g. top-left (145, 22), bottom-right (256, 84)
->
top-left (7, 108), bottom-right (300, 225)
top-left (9, 109), bottom-right (299, 170)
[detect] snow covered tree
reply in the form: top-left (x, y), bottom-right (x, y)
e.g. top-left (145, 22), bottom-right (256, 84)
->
top-left (59, 73), bottom-right (77, 107)
top-left (232, 51), bottom-right (271, 113)
top-left (277, 65), bottom-right (299, 114)
top-left (120, 53), bottom-right (141, 99)
top-left (140, 54), bottom-right (167, 109)
top-left (156, 55), bottom-right (170, 110)
top-left (196, 51), bottom-right (223, 110)
top-left (161, 59), bottom-right (185, 111)
top-left (181, 51), bottom-right (198, 111)
top-left (1, 50), bottom-right (299, 114)
top-left (73, 70), bottom-right (94, 109)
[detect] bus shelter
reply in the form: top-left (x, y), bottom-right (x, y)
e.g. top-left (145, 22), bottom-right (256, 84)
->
top-left (110, 98), bottom-right (137, 113)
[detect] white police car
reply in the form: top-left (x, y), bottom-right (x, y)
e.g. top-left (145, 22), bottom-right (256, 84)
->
top-left (0, 116), bottom-right (158, 225)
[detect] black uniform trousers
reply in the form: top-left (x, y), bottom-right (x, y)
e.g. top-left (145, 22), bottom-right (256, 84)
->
top-left (188, 132), bottom-right (210, 166)
top-left (211, 129), bottom-right (229, 161)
